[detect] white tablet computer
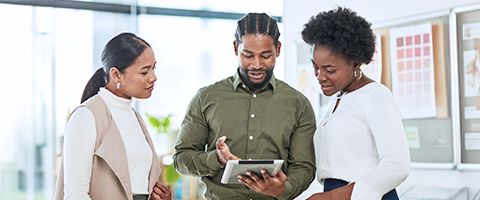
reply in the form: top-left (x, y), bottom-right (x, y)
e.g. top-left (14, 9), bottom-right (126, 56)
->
top-left (221, 159), bottom-right (284, 184)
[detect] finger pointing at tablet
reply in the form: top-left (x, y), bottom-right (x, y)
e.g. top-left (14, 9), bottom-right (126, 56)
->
top-left (216, 136), bottom-right (240, 165)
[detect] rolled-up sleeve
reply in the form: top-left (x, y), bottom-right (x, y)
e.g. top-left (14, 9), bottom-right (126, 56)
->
top-left (173, 90), bottom-right (223, 177)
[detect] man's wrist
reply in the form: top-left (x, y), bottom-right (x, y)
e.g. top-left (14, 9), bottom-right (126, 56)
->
top-left (273, 185), bottom-right (286, 197)
top-left (206, 150), bottom-right (224, 170)
top-left (215, 149), bottom-right (226, 165)
top-left (276, 180), bottom-right (293, 200)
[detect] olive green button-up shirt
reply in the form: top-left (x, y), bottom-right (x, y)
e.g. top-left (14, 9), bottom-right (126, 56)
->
top-left (174, 72), bottom-right (316, 200)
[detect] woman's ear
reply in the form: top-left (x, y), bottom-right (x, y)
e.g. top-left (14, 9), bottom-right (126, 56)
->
top-left (353, 63), bottom-right (361, 69)
top-left (109, 67), bottom-right (121, 82)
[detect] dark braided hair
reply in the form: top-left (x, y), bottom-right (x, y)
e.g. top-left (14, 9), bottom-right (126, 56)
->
top-left (301, 7), bottom-right (375, 64)
top-left (235, 13), bottom-right (280, 47)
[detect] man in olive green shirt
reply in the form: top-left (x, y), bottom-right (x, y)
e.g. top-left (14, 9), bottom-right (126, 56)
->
top-left (173, 13), bottom-right (316, 200)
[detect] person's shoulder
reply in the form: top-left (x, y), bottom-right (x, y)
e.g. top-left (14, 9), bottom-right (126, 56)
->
top-left (67, 106), bottom-right (95, 125)
top-left (81, 94), bottom-right (105, 112)
top-left (80, 93), bottom-right (113, 121)
top-left (197, 76), bottom-right (235, 94)
top-left (363, 82), bottom-right (396, 103)
top-left (367, 82), bottom-right (392, 95)
top-left (275, 79), bottom-right (309, 99)
top-left (82, 94), bottom-right (101, 105)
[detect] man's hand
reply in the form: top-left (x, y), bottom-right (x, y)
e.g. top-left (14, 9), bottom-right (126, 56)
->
top-left (216, 136), bottom-right (240, 165)
top-left (307, 183), bottom-right (355, 200)
top-left (150, 182), bottom-right (172, 200)
top-left (238, 169), bottom-right (287, 197)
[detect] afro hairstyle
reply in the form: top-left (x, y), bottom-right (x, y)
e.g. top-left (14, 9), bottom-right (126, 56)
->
top-left (301, 7), bottom-right (376, 64)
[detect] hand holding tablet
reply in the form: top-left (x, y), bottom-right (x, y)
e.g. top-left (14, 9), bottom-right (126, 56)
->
top-left (221, 159), bottom-right (284, 184)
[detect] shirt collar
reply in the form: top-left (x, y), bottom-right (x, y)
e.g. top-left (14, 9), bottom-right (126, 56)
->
top-left (232, 69), bottom-right (277, 93)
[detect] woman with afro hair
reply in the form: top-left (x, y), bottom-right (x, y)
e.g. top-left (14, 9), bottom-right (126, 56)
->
top-left (302, 7), bottom-right (410, 200)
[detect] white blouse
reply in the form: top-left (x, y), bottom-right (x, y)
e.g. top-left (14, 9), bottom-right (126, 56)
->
top-left (315, 82), bottom-right (410, 200)
top-left (63, 88), bottom-right (152, 199)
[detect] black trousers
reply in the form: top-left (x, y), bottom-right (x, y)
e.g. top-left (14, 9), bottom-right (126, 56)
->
top-left (324, 178), bottom-right (399, 200)
top-left (133, 194), bottom-right (148, 200)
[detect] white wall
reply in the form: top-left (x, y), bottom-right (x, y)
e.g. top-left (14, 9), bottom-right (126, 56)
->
top-left (284, 0), bottom-right (480, 199)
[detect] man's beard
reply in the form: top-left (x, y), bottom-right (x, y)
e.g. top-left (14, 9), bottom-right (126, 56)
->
top-left (238, 66), bottom-right (274, 91)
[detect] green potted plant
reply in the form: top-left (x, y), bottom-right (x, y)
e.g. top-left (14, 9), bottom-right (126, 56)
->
top-left (145, 113), bottom-right (180, 186)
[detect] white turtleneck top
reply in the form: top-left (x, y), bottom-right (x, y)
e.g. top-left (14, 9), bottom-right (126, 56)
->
top-left (63, 88), bottom-right (152, 200)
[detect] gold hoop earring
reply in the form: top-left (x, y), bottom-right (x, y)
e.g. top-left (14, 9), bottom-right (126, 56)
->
top-left (357, 70), bottom-right (363, 80)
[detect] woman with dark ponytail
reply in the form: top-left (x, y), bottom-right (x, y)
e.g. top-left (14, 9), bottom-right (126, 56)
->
top-left (55, 32), bottom-right (171, 200)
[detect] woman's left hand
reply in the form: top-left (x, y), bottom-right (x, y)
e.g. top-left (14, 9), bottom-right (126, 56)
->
top-left (150, 182), bottom-right (172, 200)
top-left (307, 183), bottom-right (354, 200)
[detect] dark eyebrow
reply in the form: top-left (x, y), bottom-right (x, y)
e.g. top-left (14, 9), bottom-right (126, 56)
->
top-left (243, 49), bottom-right (273, 54)
top-left (310, 59), bottom-right (317, 66)
top-left (242, 49), bottom-right (254, 54)
top-left (261, 51), bottom-right (273, 55)
top-left (310, 59), bottom-right (337, 68)
top-left (140, 61), bottom-right (157, 70)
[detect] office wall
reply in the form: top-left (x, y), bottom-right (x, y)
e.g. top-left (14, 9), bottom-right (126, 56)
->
top-left (283, 0), bottom-right (480, 85)
top-left (283, 0), bottom-right (480, 199)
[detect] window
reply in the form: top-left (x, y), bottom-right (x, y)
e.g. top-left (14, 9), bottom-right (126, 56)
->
top-left (0, 1), bottom-right (283, 199)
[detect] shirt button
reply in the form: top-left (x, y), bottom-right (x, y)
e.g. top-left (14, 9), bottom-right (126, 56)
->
top-left (253, 94), bottom-right (257, 98)
top-left (250, 114), bottom-right (255, 118)
top-left (249, 136), bottom-right (253, 140)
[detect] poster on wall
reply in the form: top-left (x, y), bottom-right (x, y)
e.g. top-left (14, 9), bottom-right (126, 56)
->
top-left (463, 22), bottom-right (480, 40)
top-left (405, 126), bottom-right (421, 149)
top-left (361, 34), bottom-right (382, 82)
top-left (465, 132), bottom-right (480, 150)
top-left (389, 23), bottom-right (436, 119)
top-left (463, 50), bottom-right (480, 97)
top-left (464, 106), bottom-right (480, 119)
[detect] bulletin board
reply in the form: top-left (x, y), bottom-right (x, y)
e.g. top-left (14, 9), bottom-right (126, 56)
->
top-left (454, 7), bottom-right (480, 165)
top-left (373, 15), bottom-right (453, 164)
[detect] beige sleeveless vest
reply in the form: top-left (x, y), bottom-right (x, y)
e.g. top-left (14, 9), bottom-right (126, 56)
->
top-left (55, 95), bottom-right (161, 200)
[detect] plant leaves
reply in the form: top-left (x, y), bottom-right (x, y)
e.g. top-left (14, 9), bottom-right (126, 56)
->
top-left (163, 164), bottom-right (180, 186)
